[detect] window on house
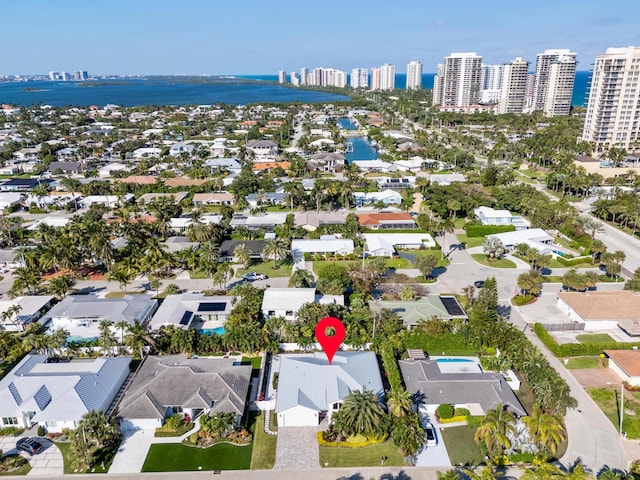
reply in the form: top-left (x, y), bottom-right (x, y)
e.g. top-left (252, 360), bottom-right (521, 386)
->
top-left (45, 421), bottom-right (57, 428)
top-left (2, 417), bottom-right (18, 425)
top-left (285, 310), bottom-right (294, 316)
top-left (268, 311), bottom-right (275, 316)
top-left (171, 406), bottom-right (183, 413)
top-left (332, 402), bottom-right (341, 410)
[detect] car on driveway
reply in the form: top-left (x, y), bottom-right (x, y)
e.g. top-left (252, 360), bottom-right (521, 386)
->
top-left (242, 272), bottom-right (268, 281)
top-left (473, 280), bottom-right (485, 288)
top-left (422, 422), bottom-right (437, 447)
top-left (16, 437), bottom-right (43, 455)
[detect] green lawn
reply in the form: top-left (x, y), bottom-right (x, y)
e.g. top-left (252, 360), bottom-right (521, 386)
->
top-left (587, 386), bottom-right (640, 439)
top-left (456, 234), bottom-right (485, 248)
top-left (318, 441), bottom-right (405, 468)
top-left (250, 412), bottom-right (277, 470)
top-left (576, 334), bottom-right (615, 344)
top-left (56, 441), bottom-right (116, 474)
top-left (142, 442), bottom-right (252, 472)
top-left (236, 260), bottom-right (292, 278)
top-left (440, 425), bottom-right (484, 466)
top-left (565, 356), bottom-right (603, 369)
top-left (241, 356), bottom-right (262, 370)
top-left (471, 254), bottom-right (517, 269)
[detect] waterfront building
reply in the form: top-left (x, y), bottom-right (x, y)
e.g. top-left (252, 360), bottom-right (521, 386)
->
top-left (380, 63), bottom-right (396, 90)
top-left (334, 70), bottom-right (347, 88)
top-left (290, 72), bottom-right (299, 86)
top-left (481, 64), bottom-right (503, 90)
top-left (278, 70), bottom-right (287, 84)
top-left (370, 67), bottom-right (381, 90)
top-left (300, 67), bottom-right (308, 86)
top-left (48, 71), bottom-right (59, 81)
top-left (581, 46), bottom-right (640, 155)
top-left (433, 52), bottom-right (482, 106)
top-left (498, 57), bottom-right (529, 114)
top-left (406, 60), bottom-right (423, 90)
top-left (73, 70), bottom-right (88, 81)
top-left (533, 49), bottom-right (577, 115)
top-left (350, 68), bottom-right (368, 88)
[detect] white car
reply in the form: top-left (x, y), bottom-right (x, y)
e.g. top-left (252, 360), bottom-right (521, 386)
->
top-left (423, 421), bottom-right (437, 447)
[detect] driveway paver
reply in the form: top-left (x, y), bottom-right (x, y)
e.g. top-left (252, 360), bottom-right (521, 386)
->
top-left (274, 426), bottom-right (319, 470)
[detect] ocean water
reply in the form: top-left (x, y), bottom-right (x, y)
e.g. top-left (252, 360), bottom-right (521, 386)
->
top-left (0, 72), bottom-right (590, 108)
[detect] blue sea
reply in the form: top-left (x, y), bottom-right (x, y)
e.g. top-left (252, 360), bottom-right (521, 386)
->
top-left (0, 72), bottom-right (591, 108)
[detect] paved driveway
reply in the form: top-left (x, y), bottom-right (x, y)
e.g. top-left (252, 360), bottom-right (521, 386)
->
top-left (274, 427), bottom-right (319, 470)
top-left (0, 435), bottom-right (63, 477)
top-left (415, 423), bottom-right (451, 467)
top-left (108, 429), bottom-right (156, 474)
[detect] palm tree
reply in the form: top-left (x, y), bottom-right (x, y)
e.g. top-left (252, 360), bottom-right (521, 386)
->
top-left (483, 237), bottom-right (506, 261)
top-left (437, 469), bottom-right (461, 480)
top-left (47, 274), bottom-right (73, 299)
top-left (262, 238), bottom-right (289, 269)
top-left (465, 465), bottom-right (504, 480)
top-left (474, 403), bottom-right (516, 457)
top-left (386, 389), bottom-right (413, 418)
top-left (333, 389), bottom-right (386, 437)
top-left (109, 266), bottom-right (135, 294)
top-left (233, 243), bottom-right (251, 269)
top-left (519, 462), bottom-right (564, 480)
top-left (563, 460), bottom-right (595, 480)
top-left (115, 320), bottom-right (129, 347)
top-left (439, 218), bottom-right (455, 259)
top-left (98, 320), bottom-right (117, 356)
top-left (125, 319), bottom-right (154, 358)
top-left (288, 269), bottom-right (315, 288)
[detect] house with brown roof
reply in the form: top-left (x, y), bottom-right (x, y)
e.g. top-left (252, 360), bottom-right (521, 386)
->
top-left (192, 192), bottom-right (234, 205)
top-left (557, 291), bottom-right (640, 336)
top-left (605, 350), bottom-right (640, 386)
top-left (356, 212), bottom-right (417, 230)
top-left (118, 175), bottom-right (158, 185)
top-left (165, 177), bottom-right (209, 188)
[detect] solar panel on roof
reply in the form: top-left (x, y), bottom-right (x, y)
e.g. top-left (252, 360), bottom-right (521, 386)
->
top-left (198, 302), bottom-right (227, 312)
top-left (179, 311), bottom-right (193, 325)
top-left (441, 297), bottom-right (465, 316)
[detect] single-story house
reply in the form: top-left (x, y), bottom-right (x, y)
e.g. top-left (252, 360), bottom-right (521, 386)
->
top-left (219, 240), bottom-right (266, 262)
top-left (246, 192), bottom-right (286, 208)
top-left (148, 294), bottom-right (236, 331)
top-left (169, 142), bottom-right (195, 156)
top-left (356, 212), bottom-right (417, 230)
top-left (275, 352), bottom-right (383, 427)
top-left (428, 173), bottom-right (466, 185)
top-left (369, 296), bottom-right (467, 329)
top-left (78, 194), bottom-right (134, 209)
top-left (0, 178), bottom-right (55, 192)
top-left (192, 192), bottom-right (234, 205)
top-left (262, 288), bottom-right (344, 321)
top-left (487, 228), bottom-right (554, 254)
top-left (229, 213), bottom-right (288, 230)
top-left (474, 206), bottom-right (530, 230)
top-left (363, 233), bottom-right (436, 257)
top-left (47, 161), bottom-right (85, 175)
top-left (205, 158), bottom-right (242, 175)
top-left (293, 210), bottom-right (350, 231)
top-left (352, 160), bottom-right (397, 173)
top-left (138, 192), bottom-right (189, 204)
top-left (0, 295), bottom-right (55, 331)
top-left (0, 192), bottom-right (24, 210)
top-left (26, 217), bottom-right (71, 231)
top-left (42, 294), bottom-right (158, 341)
top-left (557, 291), bottom-right (640, 335)
top-left (161, 237), bottom-right (199, 254)
top-left (291, 236), bottom-right (354, 256)
top-left (0, 248), bottom-right (23, 267)
top-left (604, 350), bottom-right (640, 386)
top-left (399, 358), bottom-right (526, 417)
top-left (375, 177), bottom-right (415, 190)
top-left (0, 354), bottom-right (131, 432)
top-left (354, 189), bottom-right (402, 206)
top-left (98, 162), bottom-right (130, 178)
top-left (117, 355), bottom-right (251, 431)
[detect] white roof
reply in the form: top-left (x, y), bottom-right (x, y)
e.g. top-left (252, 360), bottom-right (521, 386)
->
top-left (0, 192), bottom-right (24, 206)
top-left (262, 288), bottom-right (315, 312)
top-left (149, 294), bottom-right (236, 330)
top-left (475, 206), bottom-right (512, 218)
top-left (0, 295), bottom-right (54, 324)
top-left (27, 217), bottom-right (71, 230)
top-left (275, 352), bottom-right (383, 413)
top-left (363, 233), bottom-right (436, 250)
top-left (353, 160), bottom-right (394, 170)
top-left (0, 354), bottom-right (130, 423)
top-left (488, 228), bottom-right (553, 246)
top-left (291, 238), bottom-right (354, 254)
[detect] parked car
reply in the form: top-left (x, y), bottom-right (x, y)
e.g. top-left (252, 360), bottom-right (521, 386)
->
top-left (242, 272), bottom-right (268, 281)
top-left (473, 280), bottom-right (485, 288)
top-left (16, 437), bottom-right (43, 455)
top-left (422, 421), bottom-right (437, 447)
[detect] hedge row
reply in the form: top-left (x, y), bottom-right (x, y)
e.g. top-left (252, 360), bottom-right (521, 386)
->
top-left (381, 344), bottom-right (403, 391)
top-left (154, 422), bottom-right (194, 437)
top-left (534, 323), bottom-right (640, 357)
top-left (556, 256), bottom-right (593, 267)
top-left (464, 225), bottom-right (516, 237)
top-left (316, 431), bottom-right (386, 448)
top-left (439, 415), bottom-right (468, 424)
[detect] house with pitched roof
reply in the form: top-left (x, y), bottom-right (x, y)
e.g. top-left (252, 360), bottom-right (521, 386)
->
top-left (275, 352), bottom-right (383, 427)
top-left (356, 212), bottom-right (417, 230)
top-left (369, 296), bottom-right (467, 329)
top-left (148, 294), bottom-right (236, 331)
top-left (0, 354), bottom-right (131, 432)
top-left (557, 291), bottom-right (640, 335)
top-left (116, 355), bottom-right (251, 430)
top-left (262, 288), bottom-right (344, 321)
top-left (605, 350), bottom-right (640, 386)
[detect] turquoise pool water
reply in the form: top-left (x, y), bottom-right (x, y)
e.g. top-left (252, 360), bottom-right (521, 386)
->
top-left (436, 358), bottom-right (474, 363)
top-left (200, 327), bottom-right (226, 336)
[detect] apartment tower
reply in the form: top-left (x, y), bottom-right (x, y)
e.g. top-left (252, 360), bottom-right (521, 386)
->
top-left (380, 64), bottom-right (396, 90)
top-left (370, 67), bottom-right (381, 90)
top-left (433, 52), bottom-right (482, 106)
top-left (498, 58), bottom-right (529, 114)
top-left (581, 46), bottom-right (640, 154)
top-left (350, 68), bottom-right (369, 89)
top-left (406, 61), bottom-right (423, 90)
top-left (533, 49), bottom-right (577, 115)
top-left (278, 70), bottom-right (287, 84)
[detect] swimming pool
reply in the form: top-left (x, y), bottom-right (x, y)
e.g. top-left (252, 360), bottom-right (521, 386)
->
top-left (200, 327), bottom-right (226, 336)
top-left (437, 358), bottom-right (475, 363)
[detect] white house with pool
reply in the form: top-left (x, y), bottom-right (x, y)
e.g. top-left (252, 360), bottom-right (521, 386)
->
top-left (399, 355), bottom-right (526, 417)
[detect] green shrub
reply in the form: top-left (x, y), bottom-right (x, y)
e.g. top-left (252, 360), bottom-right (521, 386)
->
top-left (436, 404), bottom-right (454, 419)
top-left (154, 422), bottom-right (194, 437)
top-left (465, 225), bottom-right (516, 237)
top-left (466, 415), bottom-right (484, 428)
top-left (454, 408), bottom-right (470, 417)
top-left (512, 294), bottom-right (535, 306)
top-left (0, 426), bottom-right (24, 436)
top-left (272, 372), bottom-right (279, 390)
top-left (37, 425), bottom-right (46, 437)
top-left (304, 253), bottom-right (312, 261)
top-left (165, 413), bottom-right (186, 431)
top-left (509, 452), bottom-right (535, 464)
top-left (381, 345), bottom-right (402, 391)
top-left (556, 256), bottom-right (593, 267)
top-left (533, 323), bottom-right (640, 357)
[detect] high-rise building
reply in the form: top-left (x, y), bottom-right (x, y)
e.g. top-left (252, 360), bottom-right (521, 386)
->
top-left (370, 67), bottom-right (381, 90)
top-left (278, 70), bottom-right (287, 84)
top-left (498, 58), bottom-right (529, 114)
top-left (380, 64), bottom-right (396, 90)
top-left (350, 68), bottom-right (368, 89)
top-left (481, 64), bottom-right (503, 90)
top-left (406, 61), bottom-right (423, 90)
top-left (581, 46), bottom-right (640, 154)
top-left (49, 71), bottom-right (60, 81)
top-left (300, 67), bottom-right (308, 86)
top-left (74, 70), bottom-right (88, 81)
top-left (61, 72), bottom-right (72, 81)
top-left (433, 52), bottom-right (482, 106)
top-left (290, 72), bottom-right (299, 86)
top-left (334, 70), bottom-right (347, 88)
top-left (533, 49), bottom-right (577, 115)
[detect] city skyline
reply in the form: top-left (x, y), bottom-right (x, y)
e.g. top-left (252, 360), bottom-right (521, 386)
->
top-left (2, 0), bottom-right (639, 76)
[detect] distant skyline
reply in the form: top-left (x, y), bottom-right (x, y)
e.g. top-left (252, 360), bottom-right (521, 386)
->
top-left (3, 0), bottom-right (640, 76)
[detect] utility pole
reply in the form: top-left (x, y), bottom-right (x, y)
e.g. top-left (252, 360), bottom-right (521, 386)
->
top-left (620, 383), bottom-right (624, 436)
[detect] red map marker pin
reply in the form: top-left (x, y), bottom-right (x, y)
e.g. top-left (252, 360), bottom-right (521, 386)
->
top-left (315, 316), bottom-right (346, 365)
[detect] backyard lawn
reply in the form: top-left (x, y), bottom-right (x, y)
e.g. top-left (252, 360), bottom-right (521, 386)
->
top-left (471, 254), bottom-right (517, 269)
top-left (587, 387), bottom-right (640, 439)
top-left (440, 425), bottom-right (484, 466)
top-left (318, 441), bottom-right (405, 468)
top-left (576, 334), bottom-right (615, 344)
top-left (565, 356), bottom-right (603, 369)
top-left (236, 260), bottom-right (292, 278)
top-left (142, 442), bottom-right (252, 471)
top-left (250, 412), bottom-right (277, 470)
top-left (455, 234), bottom-right (485, 249)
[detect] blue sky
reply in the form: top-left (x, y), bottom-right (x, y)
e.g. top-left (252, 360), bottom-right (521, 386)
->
top-left (3, 0), bottom-right (640, 75)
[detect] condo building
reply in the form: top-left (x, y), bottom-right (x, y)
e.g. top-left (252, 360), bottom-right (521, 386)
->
top-left (480, 64), bottom-right (503, 104)
top-left (406, 61), bottom-right (423, 90)
top-left (581, 46), bottom-right (640, 154)
top-left (300, 67), bottom-right (308, 86)
top-left (498, 57), bottom-right (529, 114)
top-left (370, 67), bottom-right (381, 90)
top-left (532, 49), bottom-right (577, 116)
top-left (433, 52), bottom-right (482, 106)
top-left (350, 68), bottom-right (369, 89)
top-left (278, 70), bottom-right (287, 84)
top-left (380, 64), bottom-right (396, 90)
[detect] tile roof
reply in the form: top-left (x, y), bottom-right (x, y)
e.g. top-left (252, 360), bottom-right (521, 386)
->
top-left (605, 350), bottom-right (640, 377)
top-left (558, 291), bottom-right (640, 321)
top-left (356, 212), bottom-right (415, 226)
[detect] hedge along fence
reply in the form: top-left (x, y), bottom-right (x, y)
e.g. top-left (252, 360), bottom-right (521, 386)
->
top-left (381, 344), bottom-right (403, 391)
top-left (464, 225), bottom-right (515, 237)
top-left (556, 256), bottom-right (593, 267)
top-left (316, 431), bottom-right (386, 448)
top-left (534, 323), bottom-right (640, 357)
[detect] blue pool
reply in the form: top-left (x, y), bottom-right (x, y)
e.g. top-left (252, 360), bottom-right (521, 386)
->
top-left (200, 327), bottom-right (226, 336)
top-left (437, 358), bottom-right (474, 363)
